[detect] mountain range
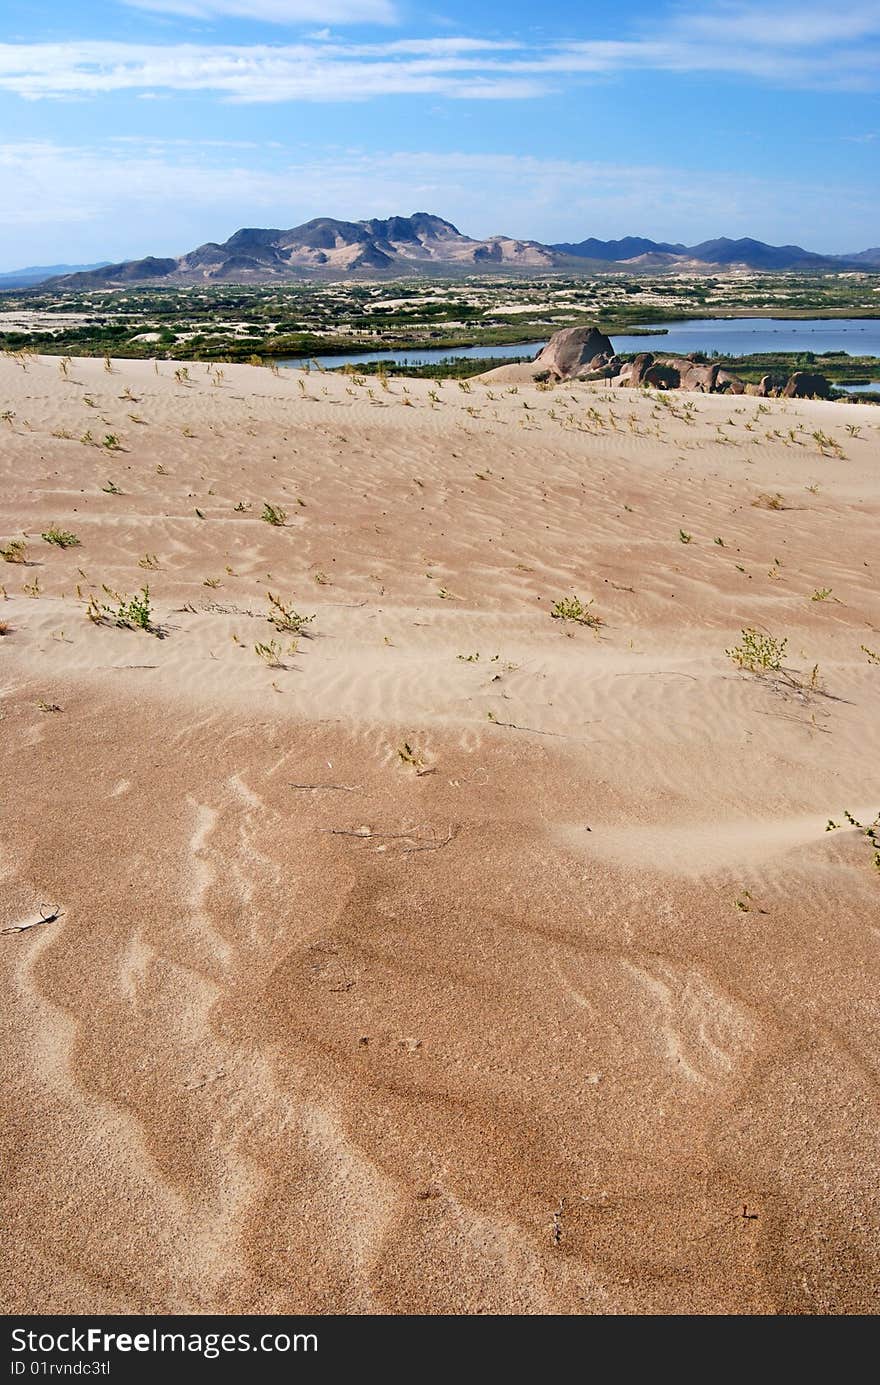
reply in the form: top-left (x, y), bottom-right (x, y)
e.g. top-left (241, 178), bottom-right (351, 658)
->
top-left (6, 217), bottom-right (880, 288)
top-left (0, 262), bottom-right (112, 290)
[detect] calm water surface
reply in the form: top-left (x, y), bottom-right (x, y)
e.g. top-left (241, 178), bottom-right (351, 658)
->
top-left (277, 317), bottom-right (880, 391)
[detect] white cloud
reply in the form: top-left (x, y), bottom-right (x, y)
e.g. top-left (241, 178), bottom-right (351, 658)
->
top-left (669, 1), bottom-right (880, 47)
top-left (0, 5), bottom-right (878, 106)
top-left (0, 40), bottom-right (548, 103)
top-left (121, 0), bottom-right (396, 23)
top-left (0, 140), bottom-right (874, 262)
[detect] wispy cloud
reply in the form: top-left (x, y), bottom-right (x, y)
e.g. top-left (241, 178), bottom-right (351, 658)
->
top-left (121, 0), bottom-right (396, 23)
top-left (0, 40), bottom-right (548, 103)
top-left (0, 140), bottom-right (873, 256)
top-left (1, 5), bottom-right (878, 104)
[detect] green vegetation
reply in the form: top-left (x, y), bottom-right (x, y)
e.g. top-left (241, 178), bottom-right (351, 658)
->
top-left (397, 741), bottom-right (427, 770)
top-left (41, 525), bottom-right (80, 548)
top-left (726, 628), bottom-right (787, 673)
top-left (0, 539), bottom-right (27, 563)
top-left (550, 596), bottom-right (603, 627)
top-left (87, 585), bottom-right (157, 633)
top-left (266, 592), bottom-right (314, 635)
top-left (254, 638), bottom-right (288, 666)
top-left (1, 272), bottom-right (878, 368)
top-left (826, 810), bottom-right (880, 872)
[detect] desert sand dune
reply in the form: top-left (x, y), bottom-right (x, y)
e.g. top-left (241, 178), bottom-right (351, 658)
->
top-left (1, 354), bottom-right (878, 1314)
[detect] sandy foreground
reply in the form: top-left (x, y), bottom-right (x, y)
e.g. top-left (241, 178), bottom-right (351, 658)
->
top-left (0, 353), bottom-right (878, 1315)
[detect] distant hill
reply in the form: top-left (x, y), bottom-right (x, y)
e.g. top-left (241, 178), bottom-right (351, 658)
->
top-left (41, 215), bottom-right (557, 288)
top-left (551, 236), bottom-right (687, 261)
top-left (553, 235), bottom-right (863, 271)
top-left (23, 218), bottom-right (880, 289)
top-left (841, 247), bottom-right (880, 267)
top-left (0, 262), bottom-right (112, 289)
top-left (685, 237), bottom-right (839, 270)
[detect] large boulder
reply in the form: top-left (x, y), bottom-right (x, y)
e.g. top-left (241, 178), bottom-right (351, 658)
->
top-left (745, 374), bottom-right (774, 397)
top-left (533, 325), bottom-right (615, 381)
top-left (643, 362), bottom-right (681, 389)
top-left (715, 369), bottom-right (745, 394)
top-left (628, 352), bottom-right (656, 386)
top-left (781, 371), bottom-right (831, 399)
top-left (676, 360), bottom-right (720, 392)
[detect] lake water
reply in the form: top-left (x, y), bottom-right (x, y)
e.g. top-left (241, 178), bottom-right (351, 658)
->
top-left (282, 340), bottom-right (548, 370)
top-left (611, 318), bottom-right (880, 357)
top-left (277, 317), bottom-right (880, 384)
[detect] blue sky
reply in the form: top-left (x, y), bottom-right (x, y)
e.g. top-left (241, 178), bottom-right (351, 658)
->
top-left (1, 0), bottom-right (878, 268)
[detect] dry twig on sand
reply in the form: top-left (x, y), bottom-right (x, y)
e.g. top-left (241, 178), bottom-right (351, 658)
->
top-left (324, 825), bottom-right (457, 852)
top-left (291, 782), bottom-right (363, 792)
top-left (2, 905), bottom-right (63, 935)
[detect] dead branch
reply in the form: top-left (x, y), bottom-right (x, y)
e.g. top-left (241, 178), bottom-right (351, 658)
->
top-left (290, 783), bottom-right (363, 792)
top-left (2, 905), bottom-right (63, 935)
top-left (401, 828), bottom-right (457, 853)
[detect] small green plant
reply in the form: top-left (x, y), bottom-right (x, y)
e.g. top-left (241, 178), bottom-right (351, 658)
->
top-left (726, 628), bottom-right (787, 673)
top-left (550, 596), bottom-right (603, 628)
top-left (115, 587), bottom-right (153, 630)
top-left (679, 529), bottom-right (693, 544)
top-left (845, 424), bottom-right (861, 438)
top-left (861, 645), bottom-right (880, 664)
top-left (266, 592), bottom-right (314, 635)
top-left (752, 492), bottom-right (785, 510)
top-left (0, 539), bottom-right (27, 564)
top-left (812, 429), bottom-right (844, 457)
top-left (811, 588), bottom-right (833, 602)
top-left (254, 639), bottom-right (288, 667)
top-left (826, 811), bottom-right (880, 871)
top-left (138, 553), bottom-right (160, 570)
top-left (397, 741), bottom-right (426, 769)
top-left (102, 480), bottom-right (122, 494)
top-left (102, 434), bottom-right (121, 451)
top-left (87, 586), bottom-right (156, 633)
top-left (261, 502), bottom-right (287, 526)
top-left (41, 525), bottom-right (80, 549)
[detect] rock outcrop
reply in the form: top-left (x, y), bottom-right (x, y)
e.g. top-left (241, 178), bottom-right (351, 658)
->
top-left (474, 325), bottom-right (832, 398)
top-left (532, 326), bottom-right (615, 380)
top-left (781, 371), bottom-right (832, 399)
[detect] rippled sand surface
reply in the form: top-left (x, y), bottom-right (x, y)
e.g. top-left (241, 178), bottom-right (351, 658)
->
top-left (1, 354), bottom-right (878, 1313)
